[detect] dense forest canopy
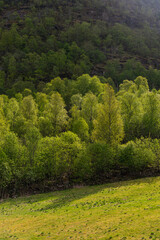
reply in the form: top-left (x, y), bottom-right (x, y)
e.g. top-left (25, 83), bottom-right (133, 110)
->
top-left (0, 74), bottom-right (160, 197)
top-left (1, 0), bottom-right (160, 197)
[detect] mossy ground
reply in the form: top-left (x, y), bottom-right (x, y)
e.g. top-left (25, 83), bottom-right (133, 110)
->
top-left (1, 177), bottom-right (160, 239)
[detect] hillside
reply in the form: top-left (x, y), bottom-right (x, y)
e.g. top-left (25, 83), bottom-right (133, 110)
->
top-left (2, 1), bottom-right (160, 197)
top-left (1, 177), bottom-right (160, 239)
top-left (1, 0), bottom-right (160, 94)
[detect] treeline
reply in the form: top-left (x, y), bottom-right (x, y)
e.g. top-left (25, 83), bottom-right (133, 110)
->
top-left (1, 74), bottom-right (160, 197)
top-left (1, 0), bottom-right (160, 95)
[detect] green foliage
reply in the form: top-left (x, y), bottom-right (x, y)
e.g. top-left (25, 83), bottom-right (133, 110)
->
top-left (118, 92), bottom-right (144, 141)
top-left (55, 131), bottom-right (84, 179)
top-left (76, 74), bottom-right (103, 96)
top-left (0, 71), bottom-right (5, 93)
top-left (0, 0), bottom-right (160, 93)
top-left (21, 95), bottom-right (38, 123)
top-left (38, 116), bottom-right (53, 137)
top-left (0, 73), bottom-right (159, 194)
top-left (136, 138), bottom-right (160, 170)
top-left (92, 84), bottom-right (124, 144)
top-left (73, 148), bottom-right (92, 182)
top-left (71, 117), bottom-right (89, 142)
top-left (1, 132), bottom-right (28, 184)
top-left (25, 126), bottom-right (41, 164)
top-left (71, 93), bottom-right (83, 110)
top-left (0, 148), bottom-right (12, 188)
top-left (86, 143), bottom-right (116, 177)
top-left (44, 92), bottom-right (68, 135)
top-left (36, 92), bottom-right (48, 112)
top-left (63, 22), bottom-right (92, 46)
top-left (134, 76), bottom-right (149, 91)
top-left (44, 77), bottom-right (65, 96)
top-left (81, 92), bottom-right (98, 132)
top-left (34, 137), bottom-right (56, 179)
top-left (35, 131), bottom-right (84, 181)
top-left (119, 140), bottom-right (156, 173)
top-left (142, 91), bottom-right (160, 138)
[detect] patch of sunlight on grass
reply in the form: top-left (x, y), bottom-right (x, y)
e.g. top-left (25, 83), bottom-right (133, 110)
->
top-left (0, 177), bottom-right (160, 239)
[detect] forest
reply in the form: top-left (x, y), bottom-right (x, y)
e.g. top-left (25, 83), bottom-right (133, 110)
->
top-left (1, 0), bottom-right (160, 197)
top-left (1, 74), bottom-right (160, 197)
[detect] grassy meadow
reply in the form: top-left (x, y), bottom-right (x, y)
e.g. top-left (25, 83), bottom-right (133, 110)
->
top-left (1, 177), bottom-right (160, 239)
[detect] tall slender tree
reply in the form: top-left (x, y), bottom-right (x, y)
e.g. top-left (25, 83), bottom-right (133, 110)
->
top-left (92, 84), bottom-right (124, 144)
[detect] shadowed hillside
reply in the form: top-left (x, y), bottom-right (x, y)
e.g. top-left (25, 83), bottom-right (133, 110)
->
top-left (1, 0), bottom-right (160, 93)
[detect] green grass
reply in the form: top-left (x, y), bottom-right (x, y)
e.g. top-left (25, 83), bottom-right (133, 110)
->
top-left (1, 177), bottom-right (160, 239)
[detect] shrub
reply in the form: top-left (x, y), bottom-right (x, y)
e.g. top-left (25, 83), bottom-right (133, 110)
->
top-left (118, 140), bottom-right (156, 174)
top-left (86, 142), bottom-right (116, 178)
top-left (34, 132), bottom-right (84, 182)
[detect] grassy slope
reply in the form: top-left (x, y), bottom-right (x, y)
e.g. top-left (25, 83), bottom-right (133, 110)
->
top-left (0, 177), bottom-right (160, 239)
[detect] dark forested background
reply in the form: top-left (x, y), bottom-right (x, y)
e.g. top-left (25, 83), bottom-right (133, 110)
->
top-left (1, 0), bottom-right (160, 94)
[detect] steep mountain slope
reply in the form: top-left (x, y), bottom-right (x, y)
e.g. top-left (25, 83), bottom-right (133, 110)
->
top-left (1, 0), bottom-right (160, 93)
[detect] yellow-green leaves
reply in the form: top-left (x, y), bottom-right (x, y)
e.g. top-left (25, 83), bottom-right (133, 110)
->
top-left (92, 84), bottom-right (124, 145)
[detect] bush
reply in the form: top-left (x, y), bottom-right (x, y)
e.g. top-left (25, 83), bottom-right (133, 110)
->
top-left (34, 137), bottom-right (56, 180)
top-left (118, 140), bottom-right (156, 174)
top-left (34, 132), bottom-right (84, 182)
top-left (135, 138), bottom-right (160, 171)
top-left (73, 148), bottom-right (92, 182)
top-left (86, 142), bottom-right (116, 178)
top-left (0, 148), bottom-right (12, 189)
